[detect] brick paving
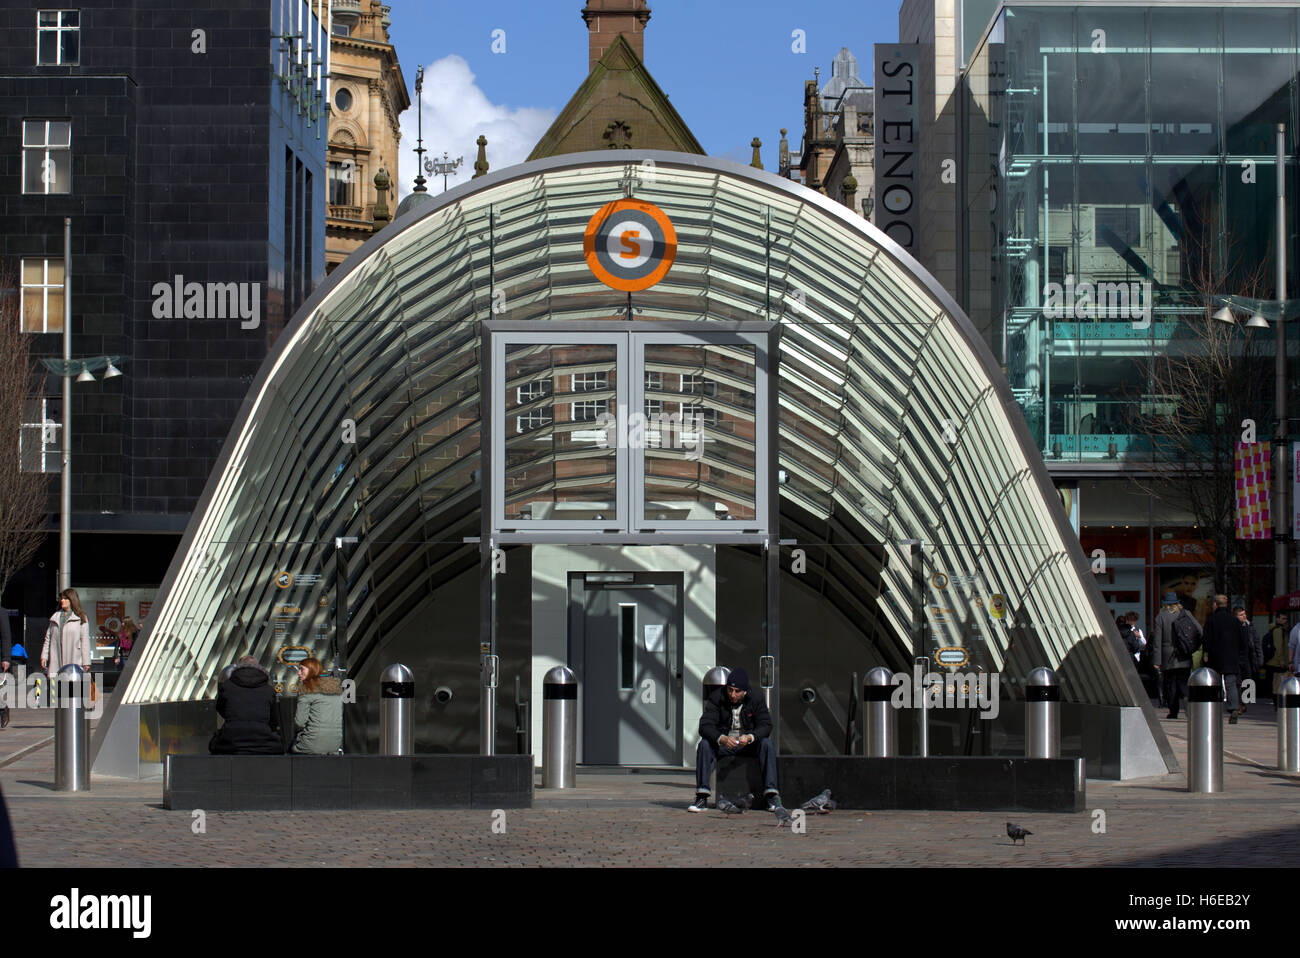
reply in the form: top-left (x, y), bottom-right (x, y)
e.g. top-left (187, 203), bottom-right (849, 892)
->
top-left (3, 701), bottom-right (1300, 867)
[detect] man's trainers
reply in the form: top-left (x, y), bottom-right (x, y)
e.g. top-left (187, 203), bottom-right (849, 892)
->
top-left (687, 793), bottom-right (710, 812)
top-left (765, 790), bottom-right (783, 811)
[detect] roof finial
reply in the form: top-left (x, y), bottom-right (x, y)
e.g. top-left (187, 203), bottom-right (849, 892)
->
top-left (750, 137), bottom-right (763, 170)
top-left (472, 135), bottom-right (489, 179)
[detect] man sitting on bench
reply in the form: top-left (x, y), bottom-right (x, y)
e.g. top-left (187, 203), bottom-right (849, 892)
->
top-left (688, 667), bottom-right (781, 812)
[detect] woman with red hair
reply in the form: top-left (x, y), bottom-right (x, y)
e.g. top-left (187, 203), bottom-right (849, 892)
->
top-left (291, 657), bottom-right (343, 754)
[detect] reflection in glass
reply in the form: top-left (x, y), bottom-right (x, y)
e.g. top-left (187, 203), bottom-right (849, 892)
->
top-left (503, 344), bottom-right (617, 521)
top-left (642, 343), bottom-right (756, 521)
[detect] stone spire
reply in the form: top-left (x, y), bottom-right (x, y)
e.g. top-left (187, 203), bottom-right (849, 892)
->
top-left (750, 138), bottom-right (763, 170)
top-left (582, 0), bottom-right (651, 71)
top-left (472, 135), bottom-right (489, 179)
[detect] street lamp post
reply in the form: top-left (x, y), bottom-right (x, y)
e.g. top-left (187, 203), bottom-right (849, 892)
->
top-left (1276, 123), bottom-right (1289, 598)
top-left (60, 218), bottom-right (71, 593)
top-left (48, 218), bottom-right (125, 595)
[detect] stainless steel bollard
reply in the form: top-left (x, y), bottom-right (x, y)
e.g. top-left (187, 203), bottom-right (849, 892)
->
top-left (379, 663), bottom-right (414, 756)
top-left (542, 666), bottom-right (577, 789)
top-left (54, 665), bottom-right (90, 792)
top-left (480, 653), bottom-right (498, 756)
top-left (1278, 675), bottom-right (1300, 772)
top-left (703, 665), bottom-right (731, 702)
top-left (1025, 667), bottom-right (1060, 759)
top-left (1188, 667), bottom-right (1224, 792)
top-left (863, 667), bottom-right (896, 757)
top-left (914, 655), bottom-right (930, 757)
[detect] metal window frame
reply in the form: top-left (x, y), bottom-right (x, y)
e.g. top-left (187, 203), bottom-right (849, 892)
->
top-left (632, 330), bottom-right (769, 533)
top-left (487, 321), bottom-right (772, 537)
top-left (490, 329), bottom-right (629, 532)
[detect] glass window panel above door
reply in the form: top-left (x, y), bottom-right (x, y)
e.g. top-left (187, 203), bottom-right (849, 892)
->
top-left (641, 342), bottom-right (757, 523)
top-left (502, 342), bottom-right (618, 522)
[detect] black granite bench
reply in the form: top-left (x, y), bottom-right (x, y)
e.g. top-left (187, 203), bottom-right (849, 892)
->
top-left (163, 754), bottom-right (534, 810)
top-left (776, 756), bottom-right (1085, 812)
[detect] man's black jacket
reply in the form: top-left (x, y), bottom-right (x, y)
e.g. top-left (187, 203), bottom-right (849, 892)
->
top-left (699, 687), bottom-right (772, 744)
top-left (1202, 608), bottom-right (1243, 674)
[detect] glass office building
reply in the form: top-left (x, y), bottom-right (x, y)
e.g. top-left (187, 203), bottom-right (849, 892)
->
top-left (961, 2), bottom-right (1300, 615)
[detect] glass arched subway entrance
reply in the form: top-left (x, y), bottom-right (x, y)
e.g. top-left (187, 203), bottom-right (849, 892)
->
top-left (95, 151), bottom-right (1174, 780)
top-left (483, 322), bottom-right (778, 765)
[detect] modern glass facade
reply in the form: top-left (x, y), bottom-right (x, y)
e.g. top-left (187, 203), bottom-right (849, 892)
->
top-left (963, 3), bottom-right (1299, 466)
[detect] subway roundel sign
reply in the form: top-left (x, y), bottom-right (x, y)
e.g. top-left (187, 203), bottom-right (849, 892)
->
top-left (583, 198), bottom-right (677, 292)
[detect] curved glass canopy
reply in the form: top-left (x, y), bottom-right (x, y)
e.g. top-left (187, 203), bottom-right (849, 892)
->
top-left (111, 151), bottom-right (1150, 724)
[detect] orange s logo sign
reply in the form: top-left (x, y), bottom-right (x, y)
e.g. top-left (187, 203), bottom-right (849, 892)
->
top-left (619, 230), bottom-right (642, 258)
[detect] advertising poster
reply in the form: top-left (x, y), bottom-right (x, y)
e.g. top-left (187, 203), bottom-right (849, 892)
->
top-left (1234, 441), bottom-right (1270, 539)
top-left (94, 600), bottom-right (125, 636)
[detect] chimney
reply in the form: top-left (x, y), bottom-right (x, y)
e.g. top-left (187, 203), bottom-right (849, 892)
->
top-left (582, 1), bottom-right (651, 71)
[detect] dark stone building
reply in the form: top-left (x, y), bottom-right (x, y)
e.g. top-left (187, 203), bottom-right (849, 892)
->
top-left (0, 0), bottom-right (327, 643)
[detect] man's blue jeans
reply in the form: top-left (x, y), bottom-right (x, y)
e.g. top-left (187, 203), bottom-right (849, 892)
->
top-left (694, 737), bottom-right (778, 796)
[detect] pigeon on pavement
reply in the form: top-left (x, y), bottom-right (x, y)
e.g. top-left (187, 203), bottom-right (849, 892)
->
top-left (1006, 822), bottom-right (1032, 845)
top-left (801, 788), bottom-right (835, 813)
top-left (772, 805), bottom-right (794, 827)
top-left (718, 793), bottom-right (751, 815)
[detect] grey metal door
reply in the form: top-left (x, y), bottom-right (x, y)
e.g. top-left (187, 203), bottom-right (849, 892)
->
top-left (572, 574), bottom-right (682, 765)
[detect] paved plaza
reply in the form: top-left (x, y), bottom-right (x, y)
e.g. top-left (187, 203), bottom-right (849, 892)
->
top-left (2, 701), bottom-right (1299, 868)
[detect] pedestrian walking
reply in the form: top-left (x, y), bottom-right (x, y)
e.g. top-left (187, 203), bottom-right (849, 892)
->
top-left (1154, 592), bottom-right (1197, 719)
top-left (1265, 612), bottom-right (1290, 708)
top-left (1233, 605), bottom-right (1261, 717)
top-left (41, 588), bottom-right (92, 678)
top-left (1202, 595), bottom-right (1243, 724)
top-left (116, 616), bottom-right (139, 667)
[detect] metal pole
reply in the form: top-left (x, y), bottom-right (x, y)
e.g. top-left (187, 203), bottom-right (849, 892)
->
top-left (1276, 123), bottom-right (1289, 597)
top-left (1278, 675), bottom-right (1300, 772)
top-left (863, 667), bottom-right (896, 757)
top-left (1025, 667), bottom-right (1061, 758)
top-left (542, 666), bottom-right (577, 788)
top-left (60, 218), bottom-right (71, 593)
top-left (1187, 667), bottom-right (1224, 792)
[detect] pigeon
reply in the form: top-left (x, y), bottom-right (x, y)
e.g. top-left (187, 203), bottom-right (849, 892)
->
top-left (772, 805), bottom-right (794, 828)
top-left (1006, 822), bottom-right (1032, 845)
top-left (718, 793), bottom-right (751, 815)
top-left (801, 788), bottom-right (835, 813)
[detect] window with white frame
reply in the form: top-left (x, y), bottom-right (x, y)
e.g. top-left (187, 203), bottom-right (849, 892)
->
top-left (37, 10), bottom-right (79, 65)
top-left (571, 371), bottom-right (608, 421)
top-left (685, 405), bottom-right (718, 428)
top-left (19, 398), bottom-right (61, 473)
top-left (515, 378), bottom-right (553, 432)
top-left (644, 370), bottom-right (663, 417)
top-left (570, 399), bottom-right (607, 422)
top-left (679, 374), bottom-right (716, 397)
top-left (20, 258), bottom-right (65, 333)
top-left (23, 119), bottom-right (71, 194)
top-left (518, 379), bottom-right (552, 403)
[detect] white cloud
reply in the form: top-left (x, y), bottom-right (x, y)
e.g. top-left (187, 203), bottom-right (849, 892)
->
top-left (395, 55), bottom-right (555, 198)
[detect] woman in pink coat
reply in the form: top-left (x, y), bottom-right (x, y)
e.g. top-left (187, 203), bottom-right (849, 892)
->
top-left (41, 588), bottom-right (92, 675)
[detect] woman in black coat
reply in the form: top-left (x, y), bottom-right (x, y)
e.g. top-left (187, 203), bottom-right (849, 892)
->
top-left (208, 656), bottom-right (284, 754)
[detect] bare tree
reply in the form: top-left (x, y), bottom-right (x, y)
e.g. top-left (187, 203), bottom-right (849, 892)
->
top-left (1129, 203), bottom-right (1273, 599)
top-left (0, 261), bottom-right (50, 601)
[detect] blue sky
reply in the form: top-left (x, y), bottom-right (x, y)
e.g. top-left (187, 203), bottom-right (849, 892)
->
top-left (390, 1), bottom-right (901, 196)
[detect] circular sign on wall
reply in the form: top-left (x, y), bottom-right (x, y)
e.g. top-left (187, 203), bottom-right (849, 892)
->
top-left (583, 199), bottom-right (677, 292)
